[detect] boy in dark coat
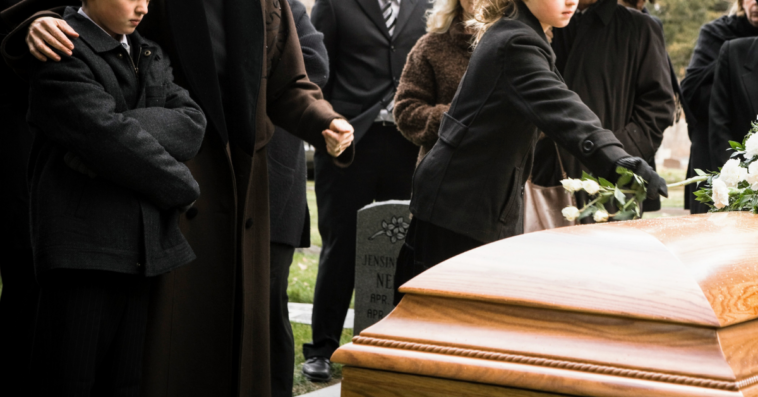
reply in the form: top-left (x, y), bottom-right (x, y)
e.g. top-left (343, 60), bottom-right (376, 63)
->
top-left (26, 0), bottom-right (206, 394)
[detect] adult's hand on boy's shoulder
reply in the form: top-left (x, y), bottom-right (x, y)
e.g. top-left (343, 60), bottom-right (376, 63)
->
top-left (64, 152), bottom-right (97, 179)
top-left (27, 17), bottom-right (79, 62)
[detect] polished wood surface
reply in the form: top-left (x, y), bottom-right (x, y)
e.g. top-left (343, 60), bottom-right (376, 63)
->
top-left (333, 213), bottom-right (758, 396)
top-left (341, 367), bottom-right (573, 397)
top-left (400, 212), bottom-right (758, 327)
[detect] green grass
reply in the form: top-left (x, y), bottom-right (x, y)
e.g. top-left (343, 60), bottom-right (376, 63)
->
top-left (307, 181), bottom-right (321, 248)
top-left (291, 323), bottom-right (353, 396)
top-left (288, 251), bottom-right (319, 305)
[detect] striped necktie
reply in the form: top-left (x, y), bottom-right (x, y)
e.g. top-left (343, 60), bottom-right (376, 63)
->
top-left (380, 0), bottom-right (398, 35)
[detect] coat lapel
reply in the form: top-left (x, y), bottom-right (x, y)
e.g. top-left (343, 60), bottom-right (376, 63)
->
top-left (355, 0), bottom-right (391, 40)
top-left (164, 0), bottom-right (229, 143)
top-left (741, 39), bottom-right (758, 116)
top-left (391, 0), bottom-right (419, 40)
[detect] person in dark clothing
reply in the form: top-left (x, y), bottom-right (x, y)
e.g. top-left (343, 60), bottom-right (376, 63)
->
top-left (619, 0), bottom-right (690, 129)
top-left (267, 0), bottom-right (328, 394)
top-left (2, 0), bottom-right (355, 395)
top-left (394, 0), bottom-right (667, 303)
top-left (303, 0), bottom-right (431, 382)
top-left (533, 0), bottom-right (675, 216)
top-left (682, 0), bottom-right (758, 213)
top-left (26, 1), bottom-right (207, 394)
top-left (0, 2), bottom-right (37, 395)
top-left (709, 36), bottom-right (758, 168)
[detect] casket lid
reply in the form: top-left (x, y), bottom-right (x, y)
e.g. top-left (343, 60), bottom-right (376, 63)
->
top-left (400, 212), bottom-right (758, 328)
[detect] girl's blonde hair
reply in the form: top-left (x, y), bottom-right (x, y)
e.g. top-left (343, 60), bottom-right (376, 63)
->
top-left (731, 0), bottom-right (746, 17)
top-left (466, 0), bottom-right (518, 45)
top-left (426, 0), bottom-right (462, 33)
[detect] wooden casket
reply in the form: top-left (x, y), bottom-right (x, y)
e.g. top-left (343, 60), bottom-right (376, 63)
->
top-left (332, 212), bottom-right (758, 396)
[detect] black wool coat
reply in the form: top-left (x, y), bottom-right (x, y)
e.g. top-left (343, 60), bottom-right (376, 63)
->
top-left (536, 0), bottom-right (674, 212)
top-left (27, 8), bottom-right (206, 277)
top-left (410, 1), bottom-right (629, 244)
top-left (681, 14), bottom-right (758, 212)
top-left (0, 0), bottom-right (31, 250)
top-left (268, 0), bottom-right (328, 248)
top-left (709, 37), bottom-right (758, 168)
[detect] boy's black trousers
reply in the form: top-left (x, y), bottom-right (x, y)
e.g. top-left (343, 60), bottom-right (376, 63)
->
top-left (31, 269), bottom-right (151, 397)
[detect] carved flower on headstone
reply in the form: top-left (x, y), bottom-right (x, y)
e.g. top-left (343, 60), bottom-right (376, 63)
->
top-left (369, 216), bottom-right (410, 244)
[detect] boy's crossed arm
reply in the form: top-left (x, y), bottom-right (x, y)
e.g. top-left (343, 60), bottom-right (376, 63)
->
top-left (30, 50), bottom-right (203, 211)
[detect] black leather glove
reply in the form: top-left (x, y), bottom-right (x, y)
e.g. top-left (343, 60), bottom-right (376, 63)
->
top-left (616, 157), bottom-right (668, 200)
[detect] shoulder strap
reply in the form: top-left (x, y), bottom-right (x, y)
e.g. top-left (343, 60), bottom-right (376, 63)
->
top-left (554, 142), bottom-right (567, 180)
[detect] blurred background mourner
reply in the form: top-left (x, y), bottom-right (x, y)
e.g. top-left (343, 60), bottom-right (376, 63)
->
top-left (531, 0), bottom-right (675, 220)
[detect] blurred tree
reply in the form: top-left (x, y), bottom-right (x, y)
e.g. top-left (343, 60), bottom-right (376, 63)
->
top-left (648, 0), bottom-right (733, 78)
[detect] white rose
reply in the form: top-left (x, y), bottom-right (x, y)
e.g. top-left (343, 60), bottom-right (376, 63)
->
top-left (582, 180), bottom-right (601, 195)
top-left (712, 178), bottom-right (730, 209)
top-left (746, 135), bottom-right (758, 159)
top-left (719, 159), bottom-right (747, 188)
top-left (593, 209), bottom-right (609, 223)
top-left (561, 178), bottom-right (584, 193)
top-left (562, 206), bottom-right (580, 221)
top-left (747, 162), bottom-right (758, 190)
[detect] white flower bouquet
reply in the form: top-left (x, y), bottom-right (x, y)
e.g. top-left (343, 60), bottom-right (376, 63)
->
top-left (560, 118), bottom-right (758, 222)
top-left (692, 120), bottom-right (758, 212)
top-left (559, 168), bottom-right (658, 223)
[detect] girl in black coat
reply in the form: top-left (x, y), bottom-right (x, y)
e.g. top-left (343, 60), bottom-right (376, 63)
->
top-left (394, 0), bottom-right (668, 303)
top-left (682, 0), bottom-right (758, 213)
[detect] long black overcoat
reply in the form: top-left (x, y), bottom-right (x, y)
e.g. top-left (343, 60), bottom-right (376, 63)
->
top-left (709, 37), bottom-right (758, 168)
top-left (681, 14), bottom-right (758, 213)
top-left (538, 0), bottom-right (674, 212)
top-left (410, 1), bottom-right (629, 244)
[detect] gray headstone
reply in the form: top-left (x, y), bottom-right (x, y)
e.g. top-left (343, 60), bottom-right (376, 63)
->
top-left (353, 200), bottom-right (410, 335)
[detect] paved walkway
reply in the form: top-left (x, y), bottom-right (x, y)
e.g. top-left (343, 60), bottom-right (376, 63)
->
top-left (289, 302), bottom-right (354, 329)
top-left (300, 384), bottom-right (341, 397)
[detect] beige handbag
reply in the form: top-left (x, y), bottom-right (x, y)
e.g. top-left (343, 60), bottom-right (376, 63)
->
top-left (523, 143), bottom-right (577, 233)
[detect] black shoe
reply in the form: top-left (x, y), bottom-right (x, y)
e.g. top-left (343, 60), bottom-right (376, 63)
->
top-left (302, 357), bottom-right (332, 382)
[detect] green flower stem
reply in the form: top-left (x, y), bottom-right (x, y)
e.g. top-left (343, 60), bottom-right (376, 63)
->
top-left (666, 175), bottom-right (709, 188)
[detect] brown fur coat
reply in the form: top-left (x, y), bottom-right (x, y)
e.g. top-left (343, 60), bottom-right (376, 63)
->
top-left (394, 19), bottom-right (472, 163)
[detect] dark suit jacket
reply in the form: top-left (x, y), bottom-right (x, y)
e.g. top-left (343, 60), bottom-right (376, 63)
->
top-left (681, 14), bottom-right (758, 211)
top-left (709, 37), bottom-right (758, 168)
top-left (1, 0), bottom-right (349, 396)
top-left (0, 0), bottom-right (31, 249)
top-left (28, 8), bottom-right (205, 277)
top-left (311, 0), bottom-right (430, 138)
top-left (268, 0), bottom-right (328, 248)
top-left (410, 1), bottom-right (628, 244)
top-left (541, 0), bottom-right (674, 212)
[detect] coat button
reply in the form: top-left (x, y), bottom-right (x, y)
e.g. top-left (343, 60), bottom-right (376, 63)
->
top-left (186, 207), bottom-right (198, 220)
top-left (390, 45), bottom-right (396, 52)
top-left (144, 50), bottom-right (152, 56)
top-left (582, 140), bottom-right (594, 152)
top-left (245, 218), bottom-right (253, 229)
top-left (137, 263), bottom-right (141, 267)
top-left (117, 53), bottom-right (123, 58)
